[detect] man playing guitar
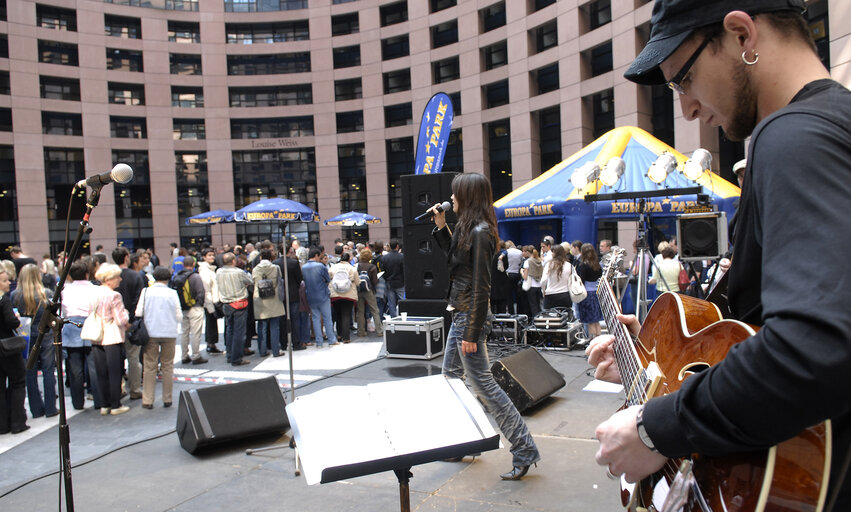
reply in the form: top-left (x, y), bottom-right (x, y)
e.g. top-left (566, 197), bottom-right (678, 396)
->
top-left (586, 1), bottom-right (851, 510)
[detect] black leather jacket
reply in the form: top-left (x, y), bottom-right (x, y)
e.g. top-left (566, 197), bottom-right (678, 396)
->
top-left (433, 222), bottom-right (494, 342)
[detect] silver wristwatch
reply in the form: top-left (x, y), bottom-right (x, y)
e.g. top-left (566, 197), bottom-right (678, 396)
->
top-left (635, 405), bottom-right (658, 453)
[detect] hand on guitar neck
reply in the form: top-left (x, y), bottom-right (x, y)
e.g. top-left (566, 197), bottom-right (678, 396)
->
top-left (585, 313), bottom-right (640, 385)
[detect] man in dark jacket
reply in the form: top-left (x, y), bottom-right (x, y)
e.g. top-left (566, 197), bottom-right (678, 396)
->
top-left (274, 241), bottom-right (306, 351)
top-left (175, 256), bottom-right (207, 365)
top-left (379, 240), bottom-right (404, 316)
top-left (113, 247), bottom-right (145, 399)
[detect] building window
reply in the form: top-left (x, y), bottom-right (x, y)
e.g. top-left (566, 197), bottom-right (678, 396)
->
top-left (383, 69), bottom-right (411, 94)
top-left (113, 150), bottom-right (152, 251)
top-left (44, 147), bottom-right (87, 254)
top-left (170, 53), bottom-right (202, 75)
top-left (229, 84), bottom-right (312, 107)
top-left (484, 80), bottom-right (509, 109)
top-left (335, 78), bottom-right (362, 101)
top-left (173, 118), bottom-right (205, 140)
top-left (589, 41), bottom-right (613, 77)
top-left (431, 0), bottom-right (455, 12)
top-left (338, 143), bottom-right (367, 215)
top-left (537, 106), bottom-right (561, 172)
top-left (481, 2), bottom-right (506, 33)
top-left (433, 56), bottom-right (460, 84)
top-left (431, 20), bottom-right (458, 49)
top-left (110, 116), bottom-right (147, 138)
top-left (482, 40), bottom-right (507, 70)
top-left (384, 103), bottom-right (412, 128)
top-left (224, 0), bottom-right (307, 13)
top-left (172, 86), bottom-right (204, 107)
top-left (165, 0), bottom-right (199, 11)
top-left (168, 21), bottom-right (200, 43)
top-left (104, 15), bottom-right (140, 38)
top-left (40, 76), bottom-right (81, 101)
top-left (332, 12), bottom-right (359, 36)
top-left (590, 88), bottom-right (614, 139)
top-left (589, 0), bottom-right (612, 31)
top-left (232, 148), bottom-right (318, 246)
top-left (230, 116), bottom-right (314, 138)
top-left (227, 53), bottom-right (311, 75)
top-left (382, 35), bottom-right (409, 61)
top-left (380, 1), bottom-right (407, 27)
top-left (39, 40), bottom-right (79, 66)
top-left (0, 72), bottom-right (10, 95)
top-left (109, 82), bottom-right (145, 105)
top-left (448, 91), bottom-right (461, 115)
top-left (0, 146), bottom-right (18, 254)
top-left (176, 151), bottom-right (209, 247)
top-left (650, 84), bottom-right (674, 147)
top-left (533, 63), bottom-right (559, 95)
top-left (332, 0), bottom-right (356, 4)
top-left (0, 0), bottom-right (5, 22)
top-left (0, 35), bottom-right (6, 59)
top-left (385, 137), bottom-right (414, 239)
top-left (106, 48), bottom-right (142, 71)
top-left (333, 45), bottom-right (361, 68)
top-left (337, 111), bottom-right (364, 133)
top-left (488, 120), bottom-right (512, 201)
top-left (532, 21), bottom-right (557, 54)
top-left (37, 4), bottom-right (77, 31)
top-left (42, 112), bottom-right (82, 135)
top-left (532, 0), bottom-right (556, 12)
top-left (443, 129), bottom-right (463, 174)
top-left (225, 21), bottom-right (309, 43)
top-left (0, 108), bottom-right (11, 131)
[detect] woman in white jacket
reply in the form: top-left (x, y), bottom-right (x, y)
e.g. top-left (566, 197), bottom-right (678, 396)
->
top-left (540, 245), bottom-right (575, 310)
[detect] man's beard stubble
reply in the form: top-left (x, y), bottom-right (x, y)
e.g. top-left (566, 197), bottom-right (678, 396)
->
top-left (724, 60), bottom-right (759, 142)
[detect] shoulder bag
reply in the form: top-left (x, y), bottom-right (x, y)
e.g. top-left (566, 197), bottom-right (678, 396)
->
top-left (80, 308), bottom-right (104, 343)
top-left (0, 332), bottom-right (26, 356)
top-left (127, 288), bottom-right (149, 346)
top-left (568, 267), bottom-right (587, 303)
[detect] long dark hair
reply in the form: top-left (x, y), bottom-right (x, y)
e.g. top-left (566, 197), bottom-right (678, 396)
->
top-left (452, 173), bottom-right (499, 249)
top-left (548, 244), bottom-right (569, 281)
top-left (580, 243), bottom-right (600, 272)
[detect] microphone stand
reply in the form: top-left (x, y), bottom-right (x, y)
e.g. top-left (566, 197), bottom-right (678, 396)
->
top-left (26, 185), bottom-right (102, 512)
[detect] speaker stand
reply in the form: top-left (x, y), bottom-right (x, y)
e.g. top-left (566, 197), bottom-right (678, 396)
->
top-left (394, 468), bottom-right (413, 512)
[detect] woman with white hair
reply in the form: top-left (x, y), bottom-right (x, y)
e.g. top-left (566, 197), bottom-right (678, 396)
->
top-left (88, 263), bottom-right (130, 415)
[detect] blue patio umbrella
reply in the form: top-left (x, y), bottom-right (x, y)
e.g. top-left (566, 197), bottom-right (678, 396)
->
top-left (323, 211), bottom-right (381, 226)
top-left (183, 209), bottom-right (234, 225)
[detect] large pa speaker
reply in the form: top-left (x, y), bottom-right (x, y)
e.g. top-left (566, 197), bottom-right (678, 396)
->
top-left (676, 211), bottom-right (729, 261)
top-left (401, 172), bottom-right (458, 226)
top-left (491, 348), bottom-right (565, 412)
top-left (403, 223), bottom-right (451, 299)
top-left (176, 376), bottom-right (288, 454)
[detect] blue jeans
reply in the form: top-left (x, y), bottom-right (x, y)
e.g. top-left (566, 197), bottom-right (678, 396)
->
top-left (224, 304), bottom-right (248, 365)
top-left (386, 286), bottom-right (405, 317)
top-left (257, 318), bottom-right (281, 356)
top-left (25, 333), bottom-right (57, 417)
top-left (309, 300), bottom-right (336, 346)
top-left (443, 311), bottom-right (540, 467)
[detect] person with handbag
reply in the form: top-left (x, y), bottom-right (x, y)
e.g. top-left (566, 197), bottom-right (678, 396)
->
top-left (520, 245), bottom-right (543, 318)
top-left (10, 264), bottom-right (57, 419)
top-left (135, 266), bottom-right (181, 409)
top-left (0, 268), bottom-right (27, 434)
top-left (61, 260), bottom-right (104, 411)
top-left (648, 246), bottom-right (681, 297)
top-left (88, 263), bottom-right (131, 416)
top-left (356, 248), bottom-right (384, 338)
top-left (540, 245), bottom-right (578, 310)
top-left (575, 243), bottom-right (604, 339)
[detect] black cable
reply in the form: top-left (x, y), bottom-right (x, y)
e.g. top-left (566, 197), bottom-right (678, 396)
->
top-left (0, 428), bottom-right (176, 499)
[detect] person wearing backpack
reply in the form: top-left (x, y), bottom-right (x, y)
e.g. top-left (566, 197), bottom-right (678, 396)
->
top-left (356, 248), bottom-right (384, 338)
top-left (302, 248), bottom-right (336, 348)
top-left (252, 244), bottom-right (285, 357)
top-left (172, 256), bottom-right (207, 365)
top-left (328, 252), bottom-right (359, 344)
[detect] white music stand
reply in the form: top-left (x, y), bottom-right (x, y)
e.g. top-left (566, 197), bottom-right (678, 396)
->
top-left (286, 375), bottom-right (501, 512)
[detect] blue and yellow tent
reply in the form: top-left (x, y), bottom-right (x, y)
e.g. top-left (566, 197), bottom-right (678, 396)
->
top-left (494, 126), bottom-right (740, 245)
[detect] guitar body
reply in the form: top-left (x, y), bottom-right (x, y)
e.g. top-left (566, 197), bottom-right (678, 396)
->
top-left (626, 292), bottom-right (831, 512)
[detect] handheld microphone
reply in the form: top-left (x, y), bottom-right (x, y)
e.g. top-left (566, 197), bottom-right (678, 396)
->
top-left (414, 201), bottom-right (452, 222)
top-left (75, 163), bottom-right (134, 189)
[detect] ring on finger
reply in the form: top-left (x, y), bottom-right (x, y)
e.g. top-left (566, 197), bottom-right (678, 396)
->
top-left (605, 468), bottom-right (618, 480)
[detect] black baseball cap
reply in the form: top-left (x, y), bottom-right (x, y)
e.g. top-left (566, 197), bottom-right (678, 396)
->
top-left (624, 0), bottom-right (807, 85)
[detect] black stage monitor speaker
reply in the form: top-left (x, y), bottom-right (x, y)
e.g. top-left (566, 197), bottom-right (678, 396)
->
top-left (176, 376), bottom-right (288, 454)
top-left (491, 348), bottom-right (565, 412)
top-left (677, 211), bottom-right (728, 261)
top-left (403, 223), bottom-right (451, 299)
top-left (401, 172), bottom-right (458, 226)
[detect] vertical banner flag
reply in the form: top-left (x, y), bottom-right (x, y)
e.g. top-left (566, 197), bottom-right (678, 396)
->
top-left (414, 92), bottom-right (455, 174)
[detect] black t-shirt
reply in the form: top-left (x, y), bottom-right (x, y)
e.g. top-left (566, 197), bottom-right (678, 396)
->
top-left (644, 80), bottom-right (851, 507)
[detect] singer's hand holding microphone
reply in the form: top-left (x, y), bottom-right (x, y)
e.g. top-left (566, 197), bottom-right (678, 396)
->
top-left (415, 201), bottom-right (452, 229)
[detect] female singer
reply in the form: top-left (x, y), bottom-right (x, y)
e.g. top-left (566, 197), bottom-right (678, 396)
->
top-left (430, 173), bottom-right (540, 480)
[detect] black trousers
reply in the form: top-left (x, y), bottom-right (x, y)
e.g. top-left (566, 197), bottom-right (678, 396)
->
top-left (0, 354), bottom-right (27, 433)
top-left (92, 344), bottom-right (123, 409)
top-left (204, 310), bottom-right (218, 345)
top-left (331, 300), bottom-right (353, 342)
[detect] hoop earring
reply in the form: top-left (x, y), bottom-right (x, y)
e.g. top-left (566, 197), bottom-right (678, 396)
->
top-left (742, 49), bottom-right (759, 65)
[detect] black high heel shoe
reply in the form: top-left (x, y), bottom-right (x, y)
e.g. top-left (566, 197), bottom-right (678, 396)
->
top-left (500, 462), bottom-right (535, 481)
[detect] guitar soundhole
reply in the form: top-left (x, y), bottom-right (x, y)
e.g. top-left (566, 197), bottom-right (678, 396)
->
top-left (679, 362), bottom-right (710, 380)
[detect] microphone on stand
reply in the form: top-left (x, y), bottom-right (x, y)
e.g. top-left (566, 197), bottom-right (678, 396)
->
top-left (414, 201), bottom-right (452, 222)
top-left (74, 163), bottom-right (134, 189)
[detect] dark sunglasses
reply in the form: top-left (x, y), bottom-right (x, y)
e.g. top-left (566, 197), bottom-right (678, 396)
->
top-left (667, 35), bottom-right (713, 95)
